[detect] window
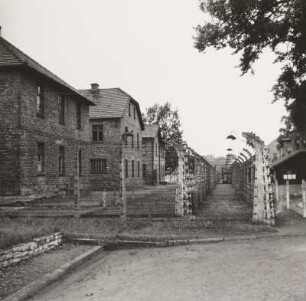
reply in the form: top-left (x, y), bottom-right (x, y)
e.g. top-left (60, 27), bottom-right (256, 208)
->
top-left (58, 95), bottom-right (65, 124)
top-left (37, 143), bottom-right (45, 173)
top-left (36, 84), bottom-right (44, 117)
top-left (77, 149), bottom-right (82, 176)
top-left (137, 133), bottom-right (139, 149)
top-left (156, 143), bottom-right (158, 157)
top-left (129, 103), bottom-right (131, 116)
top-left (131, 135), bottom-right (134, 148)
top-left (76, 103), bottom-right (81, 129)
top-left (92, 125), bottom-right (103, 141)
top-left (133, 107), bottom-right (136, 119)
top-left (137, 161), bottom-right (140, 177)
top-left (132, 160), bottom-right (135, 177)
top-left (90, 159), bottom-right (107, 174)
top-left (125, 127), bottom-right (128, 146)
top-left (59, 146), bottom-right (65, 175)
top-left (125, 159), bottom-right (128, 177)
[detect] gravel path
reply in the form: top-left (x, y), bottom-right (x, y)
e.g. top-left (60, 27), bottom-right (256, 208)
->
top-left (198, 184), bottom-right (252, 220)
top-left (0, 243), bottom-right (93, 300)
top-left (28, 236), bottom-right (306, 301)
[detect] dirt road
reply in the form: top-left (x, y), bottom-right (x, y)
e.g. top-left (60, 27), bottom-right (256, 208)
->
top-left (29, 236), bottom-right (306, 301)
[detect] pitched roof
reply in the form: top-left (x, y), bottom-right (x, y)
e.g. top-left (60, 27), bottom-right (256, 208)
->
top-left (143, 125), bottom-right (166, 144)
top-left (142, 125), bottom-right (160, 138)
top-left (270, 149), bottom-right (306, 168)
top-left (0, 36), bottom-right (94, 105)
top-left (79, 87), bottom-right (145, 130)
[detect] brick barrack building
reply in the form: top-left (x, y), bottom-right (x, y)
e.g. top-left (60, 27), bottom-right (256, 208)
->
top-left (142, 125), bottom-right (165, 185)
top-left (79, 84), bottom-right (145, 191)
top-left (0, 35), bottom-right (94, 197)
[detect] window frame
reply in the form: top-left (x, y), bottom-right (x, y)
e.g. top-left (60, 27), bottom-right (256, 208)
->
top-left (59, 146), bottom-right (65, 176)
top-left (58, 94), bottom-right (65, 124)
top-left (137, 161), bottom-right (140, 177)
top-left (76, 103), bottom-right (81, 130)
top-left (125, 159), bottom-right (128, 177)
top-left (92, 124), bottom-right (103, 142)
top-left (78, 149), bottom-right (82, 176)
top-left (132, 160), bottom-right (135, 177)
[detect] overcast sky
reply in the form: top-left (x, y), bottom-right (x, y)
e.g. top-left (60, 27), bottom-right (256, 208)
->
top-left (0, 0), bottom-right (287, 157)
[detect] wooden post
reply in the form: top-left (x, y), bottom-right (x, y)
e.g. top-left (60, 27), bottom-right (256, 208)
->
top-left (302, 179), bottom-right (306, 218)
top-left (286, 180), bottom-right (290, 210)
top-left (275, 178), bottom-right (279, 211)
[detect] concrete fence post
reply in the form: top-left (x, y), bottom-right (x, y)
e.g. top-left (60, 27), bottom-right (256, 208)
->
top-left (302, 179), bottom-right (306, 218)
top-left (286, 180), bottom-right (290, 210)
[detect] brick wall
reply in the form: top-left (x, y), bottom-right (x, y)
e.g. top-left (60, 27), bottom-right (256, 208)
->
top-left (0, 68), bottom-right (91, 197)
top-left (142, 138), bottom-right (154, 184)
top-left (88, 119), bottom-right (121, 191)
top-left (142, 137), bottom-right (166, 185)
top-left (121, 101), bottom-right (144, 189)
top-left (0, 69), bottom-right (22, 195)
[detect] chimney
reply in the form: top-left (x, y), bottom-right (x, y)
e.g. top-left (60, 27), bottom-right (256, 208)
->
top-left (91, 83), bottom-right (99, 93)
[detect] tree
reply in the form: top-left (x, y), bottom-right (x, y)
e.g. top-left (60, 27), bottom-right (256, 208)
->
top-left (194, 0), bottom-right (306, 137)
top-left (142, 102), bottom-right (184, 172)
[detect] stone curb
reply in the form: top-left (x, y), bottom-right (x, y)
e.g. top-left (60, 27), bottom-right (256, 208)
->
top-left (3, 245), bottom-right (103, 301)
top-left (105, 232), bottom-right (306, 250)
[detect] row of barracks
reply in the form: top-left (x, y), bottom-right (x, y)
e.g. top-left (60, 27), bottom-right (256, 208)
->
top-left (0, 34), bottom-right (165, 198)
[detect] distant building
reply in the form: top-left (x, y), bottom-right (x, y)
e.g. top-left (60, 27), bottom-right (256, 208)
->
top-left (0, 35), bottom-right (94, 197)
top-left (268, 136), bottom-right (306, 184)
top-left (268, 136), bottom-right (295, 162)
top-left (79, 84), bottom-right (145, 190)
top-left (142, 125), bottom-right (165, 185)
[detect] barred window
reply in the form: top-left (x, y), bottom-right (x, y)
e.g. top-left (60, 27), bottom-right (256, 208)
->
top-left (90, 159), bottom-right (107, 174)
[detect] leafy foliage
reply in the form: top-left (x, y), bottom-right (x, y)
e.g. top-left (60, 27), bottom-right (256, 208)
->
top-left (142, 102), bottom-right (184, 172)
top-left (194, 0), bottom-right (306, 138)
